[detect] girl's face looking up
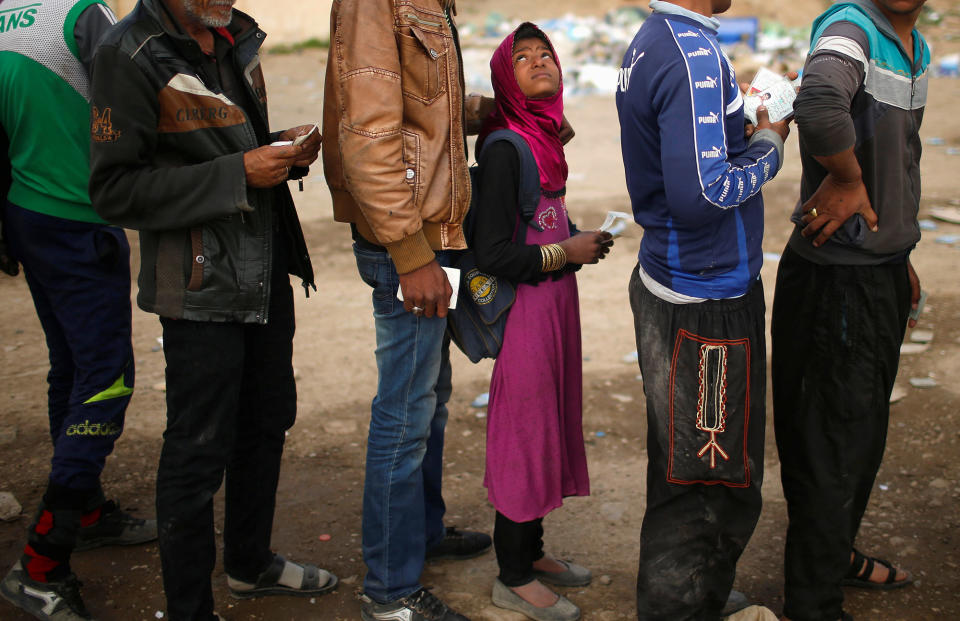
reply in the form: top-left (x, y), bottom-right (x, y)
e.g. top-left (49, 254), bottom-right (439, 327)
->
top-left (512, 37), bottom-right (560, 99)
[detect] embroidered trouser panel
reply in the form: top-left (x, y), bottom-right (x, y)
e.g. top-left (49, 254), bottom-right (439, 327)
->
top-left (629, 265), bottom-right (766, 621)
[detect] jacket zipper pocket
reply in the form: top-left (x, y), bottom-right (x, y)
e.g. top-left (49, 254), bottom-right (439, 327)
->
top-left (404, 13), bottom-right (442, 29)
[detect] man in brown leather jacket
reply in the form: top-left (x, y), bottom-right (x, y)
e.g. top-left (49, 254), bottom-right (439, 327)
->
top-left (322, 1), bottom-right (491, 619)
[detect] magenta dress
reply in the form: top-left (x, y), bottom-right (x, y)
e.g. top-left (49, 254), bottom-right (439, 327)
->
top-left (483, 193), bottom-right (590, 523)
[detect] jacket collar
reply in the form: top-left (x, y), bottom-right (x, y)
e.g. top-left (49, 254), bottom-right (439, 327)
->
top-left (841, 0), bottom-right (900, 42)
top-left (822, 0), bottom-right (925, 70)
top-left (649, 1), bottom-right (721, 31)
top-left (139, 0), bottom-right (261, 51)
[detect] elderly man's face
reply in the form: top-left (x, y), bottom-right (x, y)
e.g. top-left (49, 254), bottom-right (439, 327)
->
top-left (182, 0), bottom-right (235, 28)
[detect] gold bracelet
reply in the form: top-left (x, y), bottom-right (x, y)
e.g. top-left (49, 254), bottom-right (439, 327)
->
top-left (540, 243), bottom-right (568, 272)
top-left (553, 243), bottom-right (567, 270)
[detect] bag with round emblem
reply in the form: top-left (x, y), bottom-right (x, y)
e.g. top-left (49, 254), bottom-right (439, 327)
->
top-left (447, 130), bottom-right (540, 362)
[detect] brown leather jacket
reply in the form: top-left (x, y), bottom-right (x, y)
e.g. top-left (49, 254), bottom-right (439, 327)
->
top-left (322, 0), bottom-right (474, 274)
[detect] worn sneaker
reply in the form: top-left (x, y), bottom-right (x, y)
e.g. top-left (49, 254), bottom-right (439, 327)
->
top-left (359, 588), bottom-right (469, 621)
top-left (425, 527), bottom-right (491, 561)
top-left (0, 561), bottom-right (94, 620)
top-left (75, 501), bottom-right (157, 552)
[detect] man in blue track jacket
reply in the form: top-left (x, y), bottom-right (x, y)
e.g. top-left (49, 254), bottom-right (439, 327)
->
top-left (616, 1), bottom-right (789, 618)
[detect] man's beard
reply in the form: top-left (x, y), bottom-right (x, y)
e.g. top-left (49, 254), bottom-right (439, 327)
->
top-left (183, 0), bottom-right (234, 28)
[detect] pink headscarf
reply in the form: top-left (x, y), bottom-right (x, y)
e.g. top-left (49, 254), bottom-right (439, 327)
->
top-left (478, 23), bottom-right (567, 192)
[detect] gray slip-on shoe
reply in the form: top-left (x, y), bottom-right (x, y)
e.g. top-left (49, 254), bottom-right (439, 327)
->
top-left (721, 590), bottom-right (753, 616)
top-left (491, 578), bottom-right (580, 621)
top-left (532, 559), bottom-right (592, 587)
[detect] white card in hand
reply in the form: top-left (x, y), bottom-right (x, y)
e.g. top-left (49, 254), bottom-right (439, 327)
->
top-left (743, 67), bottom-right (797, 125)
top-left (598, 211), bottom-right (633, 238)
top-left (396, 266), bottom-right (460, 310)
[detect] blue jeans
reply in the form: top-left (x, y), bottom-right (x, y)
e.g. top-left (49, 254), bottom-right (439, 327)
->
top-left (354, 245), bottom-right (452, 602)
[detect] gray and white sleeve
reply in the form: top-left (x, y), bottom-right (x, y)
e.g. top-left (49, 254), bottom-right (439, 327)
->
top-left (793, 22), bottom-right (869, 157)
top-left (74, 3), bottom-right (118, 80)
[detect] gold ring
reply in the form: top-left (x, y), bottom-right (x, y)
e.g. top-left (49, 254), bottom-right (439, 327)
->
top-left (412, 306), bottom-right (424, 316)
top-left (809, 207), bottom-right (818, 218)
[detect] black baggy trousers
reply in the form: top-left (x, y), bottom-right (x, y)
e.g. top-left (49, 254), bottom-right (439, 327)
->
top-left (772, 246), bottom-right (910, 621)
top-left (630, 266), bottom-right (766, 620)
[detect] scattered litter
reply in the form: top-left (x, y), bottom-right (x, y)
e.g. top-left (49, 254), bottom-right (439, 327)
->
top-left (475, 411), bottom-right (487, 419)
top-left (155, 612), bottom-right (165, 620)
top-left (889, 385), bottom-right (907, 403)
top-left (930, 206), bottom-right (960, 224)
top-left (878, 484), bottom-right (889, 491)
top-left (622, 350), bottom-right (638, 363)
top-left (926, 137), bottom-right (945, 146)
top-left (462, 10), bottom-right (812, 96)
top-left (935, 53), bottom-right (959, 77)
top-left (595, 431), bottom-right (607, 437)
top-left (899, 343), bottom-right (929, 355)
top-left (948, 148), bottom-right (960, 156)
top-left (910, 329), bottom-right (934, 343)
top-left (471, 392), bottom-right (489, 408)
top-left (762, 252), bottom-right (782, 262)
top-left (599, 574), bottom-right (613, 586)
top-left (934, 235), bottom-right (960, 244)
top-left (610, 393), bottom-right (634, 403)
top-left (318, 533), bottom-right (332, 542)
top-left (156, 336), bottom-right (164, 346)
top-left (909, 376), bottom-right (938, 388)
top-left (636, 374), bottom-right (643, 382)
top-left (918, 219), bottom-right (938, 231)
top-left (462, 430), bottom-right (473, 437)
top-left (0, 492), bottom-right (22, 522)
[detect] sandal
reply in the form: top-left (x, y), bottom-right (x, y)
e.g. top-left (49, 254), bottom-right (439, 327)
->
top-left (227, 554), bottom-right (338, 599)
top-left (841, 548), bottom-right (912, 590)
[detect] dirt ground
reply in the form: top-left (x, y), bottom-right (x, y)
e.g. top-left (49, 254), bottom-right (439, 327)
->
top-left (3, 3), bottom-right (960, 620)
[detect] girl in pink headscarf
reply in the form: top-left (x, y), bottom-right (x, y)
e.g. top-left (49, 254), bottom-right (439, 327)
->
top-left (470, 22), bottom-right (613, 621)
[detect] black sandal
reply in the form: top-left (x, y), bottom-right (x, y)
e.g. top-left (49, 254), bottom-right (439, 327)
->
top-left (228, 554), bottom-right (338, 599)
top-left (841, 548), bottom-right (913, 590)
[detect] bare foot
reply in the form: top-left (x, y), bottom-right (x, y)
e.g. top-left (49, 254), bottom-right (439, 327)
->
top-left (510, 579), bottom-right (559, 608)
top-left (532, 555), bottom-right (567, 574)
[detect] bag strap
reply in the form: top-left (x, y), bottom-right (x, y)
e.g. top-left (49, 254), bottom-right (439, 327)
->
top-left (477, 129), bottom-right (543, 238)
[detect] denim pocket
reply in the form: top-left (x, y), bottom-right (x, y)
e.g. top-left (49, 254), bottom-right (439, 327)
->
top-left (354, 246), bottom-right (397, 316)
